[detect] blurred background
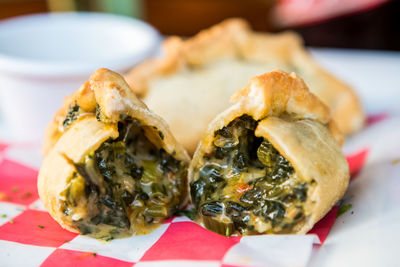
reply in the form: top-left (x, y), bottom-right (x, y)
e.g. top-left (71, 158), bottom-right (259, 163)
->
top-left (0, 0), bottom-right (399, 141)
top-left (0, 0), bottom-right (399, 50)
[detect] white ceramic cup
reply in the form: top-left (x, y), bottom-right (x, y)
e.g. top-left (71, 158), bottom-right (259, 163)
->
top-left (0, 12), bottom-right (160, 142)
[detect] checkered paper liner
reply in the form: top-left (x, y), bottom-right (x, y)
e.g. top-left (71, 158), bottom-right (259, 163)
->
top-left (0, 114), bottom-right (390, 267)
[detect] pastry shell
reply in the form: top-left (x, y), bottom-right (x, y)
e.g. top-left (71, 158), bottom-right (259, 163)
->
top-left (127, 18), bottom-right (364, 154)
top-left (39, 68), bottom-right (190, 233)
top-left (189, 70), bottom-right (349, 234)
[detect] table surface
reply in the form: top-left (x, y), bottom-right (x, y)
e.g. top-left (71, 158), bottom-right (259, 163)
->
top-left (0, 48), bottom-right (400, 267)
top-left (307, 48), bottom-right (400, 267)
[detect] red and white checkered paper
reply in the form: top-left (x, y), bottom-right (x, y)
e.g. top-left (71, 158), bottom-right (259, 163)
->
top-left (0, 114), bottom-right (388, 267)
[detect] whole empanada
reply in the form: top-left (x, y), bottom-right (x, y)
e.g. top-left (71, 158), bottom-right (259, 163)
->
top-left (126, 18), bottom-right (364, 154)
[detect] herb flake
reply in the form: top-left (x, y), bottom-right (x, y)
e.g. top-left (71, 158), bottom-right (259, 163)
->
top-left (337, 204), bottom-right (352, 218)
top-left (225, 227), bottom-right (230, 237)
top-left (20, 192), bottom-right (32, 199)
top-left (177, 209), bottom-right (195, 220)
top-left (63, 103), bottom-right (80, 129)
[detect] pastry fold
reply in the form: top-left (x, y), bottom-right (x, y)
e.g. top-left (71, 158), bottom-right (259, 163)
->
top-left (38, 69), bottom-right (190, 239)
top-left (189, 71), bottom-right (349, 236)
top-left (126, 18), bottom-right (364, 154)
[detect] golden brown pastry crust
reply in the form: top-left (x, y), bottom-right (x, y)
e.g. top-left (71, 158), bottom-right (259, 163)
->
top-left (189, 70), bottom-right (349, 234)
top-left (43, 69), bottom-right (187, 160)
top-left (38, 117), bottom-right (118, 233)
top-left (39, 68), bottom-right (190, 234)
top-left (126, 18), bottom-right (364, 154)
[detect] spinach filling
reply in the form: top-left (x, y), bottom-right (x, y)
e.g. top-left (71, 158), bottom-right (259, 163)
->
top-left (63, 103), bottom-right (80, 129)
top-left (190, 115), bottom-right (310, 236)
top-left (62, 118), bottom-right (187, 239)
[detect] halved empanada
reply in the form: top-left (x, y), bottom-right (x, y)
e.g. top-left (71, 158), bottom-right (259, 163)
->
top-left (189, 71), bottom-right (349, 236)
top-left (38, 69), bottom-right (190, 239)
